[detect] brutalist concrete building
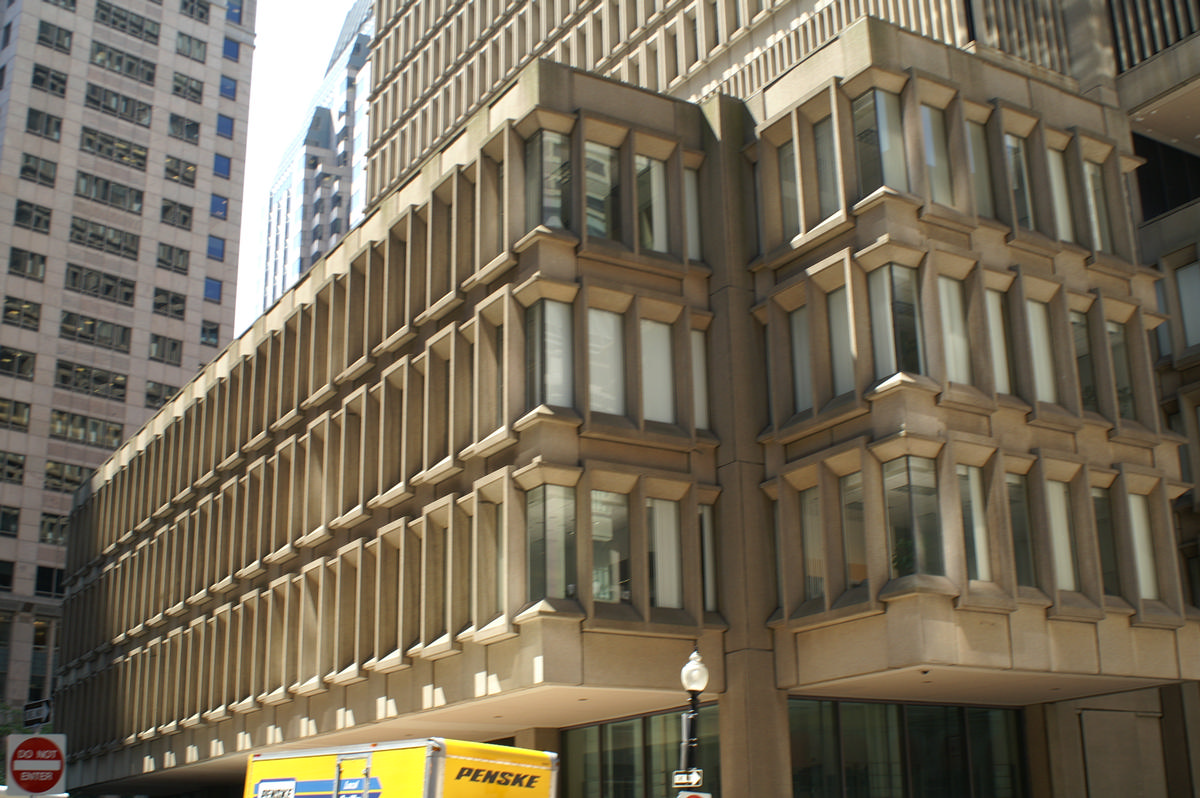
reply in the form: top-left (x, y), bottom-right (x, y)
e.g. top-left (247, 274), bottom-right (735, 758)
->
top-left (60, 0), bottom-right (1200, 795)
top-left (0, 0), bottom-right (254, 714)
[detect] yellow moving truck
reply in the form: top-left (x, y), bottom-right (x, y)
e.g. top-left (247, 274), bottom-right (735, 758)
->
top-left (242, 738), bottom-right (558, 798)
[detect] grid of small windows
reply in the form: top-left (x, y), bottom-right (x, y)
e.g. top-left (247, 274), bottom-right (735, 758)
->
top-left (88, 41), bottom-right (155, 84)
top-left (0, 399), bottom-right (31, 431)
top-left (34, 567), bottom-right (64, 599)
top-left (36, 21), bottom-right (72, 53)
top-left (59, 311), bottom-right (132, 353)
top-left (14, 201), bottom-right (52, 233)
top-left (25, 108), bottom-right (62, 141)
top-left (31, 64), bottom-right (67, 97)
top-left (176, 32), bottom-right (206, 62)
top-left (200, 319), bottom-right (219, 346)
top-left (54, 360), bottom-right (126, 401)
top-left (165, 155), bottom-right (197, 186)
top-left (171, 72), bottom-right (203, 102)
top-left (0, 453), bottom-right (26, 485)
top-left (43, 0), bottom-right (77, 9)
top-left (19, 154), bottom-right (57, 186)
top-left (153, 288), bottom-right (186, 319)
top-left (168, 113), bottom-right (200, 143)
top-left (0, 507), bottom-right (17, 537)
top-left (75, 171), bottom-right (144, 214)
top-left (0, 348), bottom-right (35, 381)
top-left (161, 199), bottom-right (193, 230)
top-left (157, 243), bottom-right (190, 274)
top-left (94, 1), bottom-right (159, 44)
top-left (64, 263), bottom-right (136, 306)
top-left (9, 249), bottom-right (46, 282)
top-left (181, 0), bottom-right (209, 22)
top-left (80, 127), bottom-right (147, 170)
top-left (84, 83), bottom-right (152, 126)
top-left (49, 409), bottom-right (123, 448)
top-left (44, 461), bottom-right (91, 493)
top-left (69, 216), bottom-right (139, 259)
top-left (3, 297), bottom-right (40, 331)
top-left (145, 380), bottom-right (177, 409)
top-left (39, 514), bottom-right (68, 545)
top-left (149, 333), bottom-right (183, 365)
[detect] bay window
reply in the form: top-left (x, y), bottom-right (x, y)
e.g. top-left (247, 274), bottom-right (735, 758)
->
top-left (591, 491), bottom-right (630, 603)
top-left (1027, 300), bottom-right (1059, 404)
top-left (813, 116), bottom-right (838, 220)
top-left (1046, 479), bottom-right (1078, 592)
top-left (870, 264), bottom-right (924, 379)
top-left (1107, 320), bottom-right (1135, 420)
top-left (938, 276), bottom-right (972, 384)
top-left (585, 142), bottom-right (620, 240)
top-left (957, 465), bottom-right (991, 581)
top-left (635, 155), bottom-right (668, 252)
top-left (853, 89), bottom-right (907, 197)
top-left (640, 319), bottom-right (675, 423)
top-left (527, 485), bottom-right (577, 601)
top-left (1007, 473), bottom-right (1037, 588)
top-left (525, 130), bottom-right (571, 230)
top-left (1070, 310), bottom-right (1099, 413)
top-left (779, 139), bottom-right (800, 238)
top-left (646, 498), bottom-right (681, 609)
top-left (588, 309), bottom-right (625, 415)
top-left (789, 306), bottom-right (812, 414)
top-left (1092, 487), bottom-right (1120, 596)
top-left (967, 120), bottom-right (994, 218)
top-left (800, 487), bottom-right (823, 602)
top-left (526, 299), bottom-right (574, 409)
top-left (883, 456), bottom-right (943, 577)
top-left (1004, 133), bottom-right (1034, 230)
top-left (1084, 160), bottom-right (1113, 253)
top-left (841, 472), bottom-right (867, 590)
top-left (986, 289), bottom-right (1014, 394)
top-left (1046, 148), bottom-right (1075, 242)
top-left (1128, 492), bottom-right (1159, 600)
top-left (920, 104), bottom-right (953, 206)
top-left (829, 286), bottom-right (854, 396)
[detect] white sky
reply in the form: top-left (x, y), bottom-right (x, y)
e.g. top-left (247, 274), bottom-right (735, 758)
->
top-left (233, 0), bottom-right (361, 335)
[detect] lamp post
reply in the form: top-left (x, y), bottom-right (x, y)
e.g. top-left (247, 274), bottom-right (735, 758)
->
top-left (678, 649), bottom-right (709, 779)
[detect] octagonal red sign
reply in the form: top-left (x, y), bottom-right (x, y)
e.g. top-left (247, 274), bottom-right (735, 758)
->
top-left (6, 734), bottom-right (65, 795)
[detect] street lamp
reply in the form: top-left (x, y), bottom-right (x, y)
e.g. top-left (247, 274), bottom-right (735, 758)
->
top-left (678, 649), bottom-right (709, 778)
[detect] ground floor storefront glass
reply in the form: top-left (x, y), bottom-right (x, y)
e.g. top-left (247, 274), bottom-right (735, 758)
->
top-left (562, 704), bottom-right (720, 798)
top-left (789, 699), bottom-right (1024, 798)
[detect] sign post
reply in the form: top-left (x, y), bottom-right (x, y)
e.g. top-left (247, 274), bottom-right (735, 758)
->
top-left (6, 734), bottom-right (66, 796)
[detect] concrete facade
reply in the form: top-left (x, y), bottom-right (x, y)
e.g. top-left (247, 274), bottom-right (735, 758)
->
top-left (0, 0), bottom-right (254, 714)
top-left (60, 0), bottom-right (1200, 796)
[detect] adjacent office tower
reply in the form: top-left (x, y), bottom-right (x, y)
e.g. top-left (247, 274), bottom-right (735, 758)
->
top-left (261, 0), bottom-right (372, 311)
top-left (0, 0), bottom-right (253, 708)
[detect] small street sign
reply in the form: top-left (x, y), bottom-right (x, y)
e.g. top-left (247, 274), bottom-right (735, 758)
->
top-left (6, 733), bottom-right (67, 795)
top-left (671, 769), bottom-right (703, 789)
top-left (23, 700), bottom-right (51, 727)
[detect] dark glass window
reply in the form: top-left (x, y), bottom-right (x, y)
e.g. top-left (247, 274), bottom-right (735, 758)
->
top-left (1134, 133), bottom-right (1200, 220)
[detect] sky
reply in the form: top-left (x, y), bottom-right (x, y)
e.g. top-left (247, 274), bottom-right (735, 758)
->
top-left (233, 0), bottom-right (361, 335)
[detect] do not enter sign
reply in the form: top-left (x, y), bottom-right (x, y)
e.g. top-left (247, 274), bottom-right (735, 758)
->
top-left (6, 734), bottom-right (66, 795)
